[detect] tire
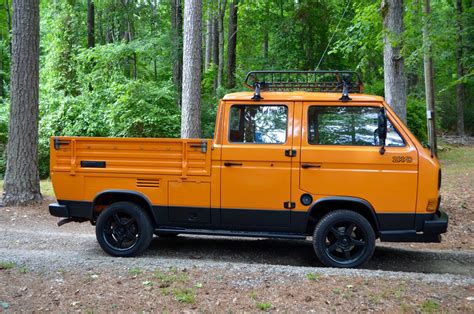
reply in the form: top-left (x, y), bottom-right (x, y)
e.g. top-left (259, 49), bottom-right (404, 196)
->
top-left (96, 202), bottom-right (153, 257)
top-left (313, 210), bottom-right (375, 268)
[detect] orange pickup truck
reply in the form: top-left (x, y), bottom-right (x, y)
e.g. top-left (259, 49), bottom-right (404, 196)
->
top-left (49, 71), bottom-right (448, 268)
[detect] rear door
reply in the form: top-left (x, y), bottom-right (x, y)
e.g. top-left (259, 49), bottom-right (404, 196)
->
top-left (220, 102), bottom-right (295, 230)
top-left (299, 103), bottom-right (418, 228)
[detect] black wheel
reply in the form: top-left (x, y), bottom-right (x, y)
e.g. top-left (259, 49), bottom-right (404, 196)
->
top-left (313, 210), bottom-right (375, 268)
top-left (96, 202), bottom-right (153, 257)
top-left (154, 232), bottom-right (179, 238)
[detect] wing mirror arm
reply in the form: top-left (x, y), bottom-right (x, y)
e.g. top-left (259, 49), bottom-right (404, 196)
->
top-left (378, 108), bottom-right (387, 155)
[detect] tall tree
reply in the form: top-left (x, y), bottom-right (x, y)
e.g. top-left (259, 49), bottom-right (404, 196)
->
top-left (3, 0), bottom-right (41, 205)
top-left (423, 0), bottom-right (437, 155)
top-left (87, 0), bottom-right (95, 48)
top-left (226, 0), bottom-right (238, 88)
top-left (455, 0), bottom-right (465, 136)
top-left (171, 0), bottom-right (183, 108)
top-left (216, 0), bottom-right (226, 88)
top-left (381, 0), bottom-right (407, 123)
top-left (204, 6), bottom-right (212, 70)
top-left (181, 0), bottom-right (202, 138)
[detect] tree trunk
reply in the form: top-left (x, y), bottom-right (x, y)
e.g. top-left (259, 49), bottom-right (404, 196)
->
top-left (204, 7), bottom-right (212, 70)
top-left (422, 0), bottom-right (437, 156)
top-left (3, 0), bottom-right (42, 206)
top-left (171, 0), bottom-right (183, 108)
top-left (212, 17), bottom-right (219, 66)
top-left (381, 0), bottom-right (407, 123)
top-left (226, 0), bottom-right (238, 88)
top-left (216, 0), bottom-right (226, 89)
top-left (181, 0), bottom-right (202, 138)
top-left (455, 0), bottom-right (465, 136)
top-left (87, 0), bottom-right (95, 48)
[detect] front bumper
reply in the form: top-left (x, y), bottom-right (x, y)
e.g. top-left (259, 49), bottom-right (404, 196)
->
top-left (380, 209), bottom-right (449, 243)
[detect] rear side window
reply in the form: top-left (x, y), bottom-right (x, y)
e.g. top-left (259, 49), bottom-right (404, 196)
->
top-left (308, 106), bottom-right (405, 147)
top-left (229, 105), bottom-right (288, 144)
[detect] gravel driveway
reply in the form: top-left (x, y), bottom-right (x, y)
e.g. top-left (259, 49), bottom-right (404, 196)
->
top-left (1, 204), bottom-right (473, 312)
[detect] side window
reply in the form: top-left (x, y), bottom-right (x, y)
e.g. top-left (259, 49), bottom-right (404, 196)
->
top-left (308, 106), bottom-right (404, 147)
top-left (229, 105), bottom-right (288, 144)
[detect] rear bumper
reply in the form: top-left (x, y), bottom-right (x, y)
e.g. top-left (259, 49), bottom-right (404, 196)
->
top-left (380, 209), bottom-right (449, 243)
top-left (49, 201), bottom-right (93, 219)
top-left (49, 203), bottom-right (69, 217)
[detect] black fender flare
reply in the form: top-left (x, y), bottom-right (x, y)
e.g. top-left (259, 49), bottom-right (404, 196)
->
top-left (306, 196), bottom-right (381, 232)
top-left (92, 190), bottom-right (158, 225)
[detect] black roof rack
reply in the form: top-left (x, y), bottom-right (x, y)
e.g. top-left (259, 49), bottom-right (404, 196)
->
top-left (243, 70), bottom-right (364, 94)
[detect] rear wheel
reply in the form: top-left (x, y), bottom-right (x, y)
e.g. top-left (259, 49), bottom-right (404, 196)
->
top-left (96, 202), bottom-right (153, 257)
top-left (313, 210), bottom-right (375, 268)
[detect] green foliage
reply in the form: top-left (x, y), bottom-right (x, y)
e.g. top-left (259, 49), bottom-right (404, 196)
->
top-left (0, 261), bottom-right (15, 270)
top-left (256, 302), bottom-right (272, 311)
top-left (173, 288), bottom-right (195, 304)
top-left (420, 299), bottom-right (440, 313)
top-left (0, 0), bottom-right (472, 181)
top-left (406, 97), bottom-right (428, 143)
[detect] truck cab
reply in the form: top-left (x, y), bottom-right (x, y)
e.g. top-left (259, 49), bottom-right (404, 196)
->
top-left (49, 71), bottom-right (448, 268)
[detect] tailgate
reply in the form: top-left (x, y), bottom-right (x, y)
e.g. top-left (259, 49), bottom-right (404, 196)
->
top-left (50, 136), bottom-right (212, 176)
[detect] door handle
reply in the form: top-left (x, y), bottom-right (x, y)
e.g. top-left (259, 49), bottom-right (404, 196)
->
top-left (301, 163), bottom-right (321, 169)
top-left (224, 162), bottom-right (243, 167)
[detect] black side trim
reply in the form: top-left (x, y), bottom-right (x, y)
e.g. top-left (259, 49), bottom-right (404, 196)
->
top-left (155, 227), bottom-right (306, 240)
top-left (220, 208), bottom-right (291, 229)
top-left (377, 213), bottom-right (415, 231)
top-left (81, 160), bottom-right (106, 168)
top-left (168, 206), bottom-right (211, 224)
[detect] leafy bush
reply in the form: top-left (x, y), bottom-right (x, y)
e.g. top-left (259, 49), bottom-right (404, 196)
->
top-left (406, 96), bottom-right (428, 143)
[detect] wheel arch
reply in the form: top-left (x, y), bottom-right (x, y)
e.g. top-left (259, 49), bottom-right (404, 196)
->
top-left (92, 190), bottom-right (158, 226)
top-left (306, 196), bottom-right (380, 236)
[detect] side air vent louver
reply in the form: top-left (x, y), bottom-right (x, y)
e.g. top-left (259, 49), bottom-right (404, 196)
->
top-left (136, 178), bottom-right (161, 188)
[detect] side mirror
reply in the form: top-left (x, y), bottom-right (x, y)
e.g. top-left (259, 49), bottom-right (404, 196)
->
top-left (378, 108), bottom-right (387, 155)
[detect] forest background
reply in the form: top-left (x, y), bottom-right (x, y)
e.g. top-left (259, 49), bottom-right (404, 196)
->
top-left (0, 0), bottom-right (472, 179)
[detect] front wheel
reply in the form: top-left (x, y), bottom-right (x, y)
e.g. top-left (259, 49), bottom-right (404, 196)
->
top-left (96, 202), bottom-right (153, 257)
top-left (313, 210), bottom-right (375, 268)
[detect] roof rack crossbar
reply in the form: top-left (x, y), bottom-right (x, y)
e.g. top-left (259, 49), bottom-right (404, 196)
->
top-left (244, 70), bottom-right (364, 94)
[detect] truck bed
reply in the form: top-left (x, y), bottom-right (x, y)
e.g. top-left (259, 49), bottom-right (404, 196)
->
top-left (50, 136), bottom-right (212, 177)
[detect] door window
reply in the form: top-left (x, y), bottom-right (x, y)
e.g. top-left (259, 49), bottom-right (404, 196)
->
top-left (229, 105), bottom-right (288, 144)
top-left (308, 106), bottom-right (405, 147)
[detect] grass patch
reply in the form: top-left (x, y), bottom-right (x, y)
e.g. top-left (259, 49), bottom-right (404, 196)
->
top-left (173, 288), bottom-right (195, 304)
top-left (438, 145), bottom-right (474, 171)
top-left (153, 269), bottom-right (188, 285)
top-left (256, 302), bottom-right (272, 311)
top-left (0, 261), bottom-right (15, 270)
top-left (19, 265), bottom-right (28, 274)
top-left (128, 267), bottom-right (143, 276)
top-left (306, 272), bottom-right (321, 281)
top-left (420, 299), bottom-right (440, 312)
top-left (0, 179), bottom-right (54, 197)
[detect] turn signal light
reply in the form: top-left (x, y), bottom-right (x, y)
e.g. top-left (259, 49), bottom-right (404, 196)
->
top-left (426, 198), bottom-right (438, 212)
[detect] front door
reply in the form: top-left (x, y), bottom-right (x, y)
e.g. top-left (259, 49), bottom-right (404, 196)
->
top-left (220, 102), bottom-right (294, 230)
top-left (299, 103), bottom-right (418, 229)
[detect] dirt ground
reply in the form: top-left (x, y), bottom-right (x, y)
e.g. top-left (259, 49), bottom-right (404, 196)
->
top-left (0, 265), bottom-right (473, 312)
top-left (0, 143), bottom-right (473, 312)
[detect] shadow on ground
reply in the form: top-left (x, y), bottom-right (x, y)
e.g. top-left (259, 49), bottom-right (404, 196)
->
top-left (144, 235), bottom-right (474, 276)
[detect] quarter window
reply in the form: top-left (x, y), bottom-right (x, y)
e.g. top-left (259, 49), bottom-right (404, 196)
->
top-left (229, 105), bottom-right (288, 144)
top-left (308, 106), bottom-right (405, 147)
